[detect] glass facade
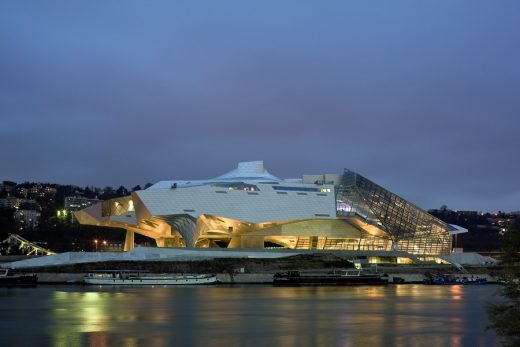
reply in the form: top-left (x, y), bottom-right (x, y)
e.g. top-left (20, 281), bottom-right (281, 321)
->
top-left (336, 170), bottom-right (453, 254)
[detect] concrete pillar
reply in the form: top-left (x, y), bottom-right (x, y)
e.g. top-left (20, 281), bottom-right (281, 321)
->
top-left (165, 216), bottom-right (198, 247)
top-left (124, 230), bottom-right (135, 251)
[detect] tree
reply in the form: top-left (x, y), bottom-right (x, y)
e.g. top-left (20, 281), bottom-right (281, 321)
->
top-left (488, 282), bottom-right (520, 347)
top-left (0, 207), bottom-right (17, 242)
top-left (502, 219), bottom-right (520, 265)
top-left (116, 186), bottom-right (128, 197)
top-left (131, 185), bottom-right (142, 192)
top-left (488, 219), bottom-right (520, 346)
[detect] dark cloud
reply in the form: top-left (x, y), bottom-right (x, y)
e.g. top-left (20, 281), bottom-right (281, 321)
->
top-left (1, 1), bottom-right (519, 212)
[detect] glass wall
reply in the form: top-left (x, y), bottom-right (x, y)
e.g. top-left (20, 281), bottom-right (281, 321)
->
top-left (336, 170), bottom-right (452, 254)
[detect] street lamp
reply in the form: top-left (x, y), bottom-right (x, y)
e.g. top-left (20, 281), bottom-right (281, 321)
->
top-left (94, 239), bottom-right (98, 252)
top-left (102, 240), bottom-right (107, 251)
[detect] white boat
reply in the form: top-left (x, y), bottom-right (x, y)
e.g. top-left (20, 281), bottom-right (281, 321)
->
top-left (83, 270), bottom-right (218, 285)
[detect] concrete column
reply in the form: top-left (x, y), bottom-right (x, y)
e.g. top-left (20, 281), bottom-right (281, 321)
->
top-left (124, 230), bottom-right (135, 251)
top-left (164, 216), bottom-right (198, 247)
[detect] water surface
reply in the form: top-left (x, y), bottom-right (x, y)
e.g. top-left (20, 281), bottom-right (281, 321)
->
top-left (0, 285), bottom-right (501, 347)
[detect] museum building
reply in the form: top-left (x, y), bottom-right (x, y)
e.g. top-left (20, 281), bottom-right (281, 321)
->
top-left (75, 161), bottom-right (459, 255)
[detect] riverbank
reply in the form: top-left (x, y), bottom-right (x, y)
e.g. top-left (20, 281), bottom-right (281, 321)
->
top-left (2, 253), bottom-right (510, 284)
top-left (19, 263), bottom-right (508, 285)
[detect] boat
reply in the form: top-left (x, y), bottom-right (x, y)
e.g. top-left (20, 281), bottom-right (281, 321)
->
top-left (273, 269), bottom-right (388, 286)
top-left (424, 273), bottom-right (488, 285)
top-left (83, 270), bottom-right (218, 285)
top-left (0, 269), bottom-right (37, 287)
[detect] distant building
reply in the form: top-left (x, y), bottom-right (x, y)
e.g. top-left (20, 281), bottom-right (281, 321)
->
top-left (16, 187), bottom-right (29, 198)
top-left (0, 198), bottom-right (11, 209)
top-left (10, 200), bottom-right (42, 232)
top-left (64, 196), bottom-right (102, 222)
top-left (30, 185), bottom-right (57, 198)
top-left (1, 181), bottom-right (16, 194)
top-left (106, 241), bottom-right (124, 252)
top-left (0, 197), bottom-right (39, 209)
top-left (14, 208), bottom-right (41, 231)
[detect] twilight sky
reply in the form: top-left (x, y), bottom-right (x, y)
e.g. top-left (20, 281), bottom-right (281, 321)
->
top-left (1, 1), bottom-right (519, 212)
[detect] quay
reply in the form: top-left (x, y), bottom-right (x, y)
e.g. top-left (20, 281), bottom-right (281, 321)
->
top-left (0, 247), bottom-right (503, 285)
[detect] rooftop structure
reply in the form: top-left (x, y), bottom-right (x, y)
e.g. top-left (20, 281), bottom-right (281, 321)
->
top-left (76, 161), bottom-right (461, 254)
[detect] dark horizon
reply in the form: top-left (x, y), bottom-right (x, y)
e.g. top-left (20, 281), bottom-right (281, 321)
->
top-left (1, 1), bottom-right (519, 212)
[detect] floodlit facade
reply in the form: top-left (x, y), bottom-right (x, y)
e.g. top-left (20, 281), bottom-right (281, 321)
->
top-left (75, 161), bottom-right (457, 254)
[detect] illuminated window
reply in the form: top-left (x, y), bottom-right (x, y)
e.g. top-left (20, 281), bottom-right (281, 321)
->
top-left (273, 186), bottom-right (321, 192)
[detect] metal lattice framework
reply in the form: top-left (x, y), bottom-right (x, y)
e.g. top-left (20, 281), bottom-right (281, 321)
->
top-left (336, 170), bottom-right (453, 254)
top-left (0, 234), bottom-right (56, 256)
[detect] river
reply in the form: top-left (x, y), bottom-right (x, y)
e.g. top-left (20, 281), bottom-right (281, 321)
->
top-left (0, 284), bottom-right (501, 347)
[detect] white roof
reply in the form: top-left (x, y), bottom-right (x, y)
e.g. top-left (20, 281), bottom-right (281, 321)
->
top-left (215, 161), bottom-right (280, 181)
top-left (148, 161), bottom-right (281, 190)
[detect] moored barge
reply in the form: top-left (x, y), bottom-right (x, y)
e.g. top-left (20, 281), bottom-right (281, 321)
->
top-left (424, 273), bottom-right (488, 285)
top-left (84, 270), bottom-right (218, 285)
top-left (0, 269), bottom-right (37, 287)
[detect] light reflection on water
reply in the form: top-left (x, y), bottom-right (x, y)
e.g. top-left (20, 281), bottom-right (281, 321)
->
top-left (0, 285), bottom-right (500, 347)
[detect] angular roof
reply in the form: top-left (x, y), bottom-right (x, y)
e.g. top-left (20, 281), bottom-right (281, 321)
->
top-left (148, 161), bottom-right (281, 189)
top-left (214, 161), bottom-right (280, 181)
